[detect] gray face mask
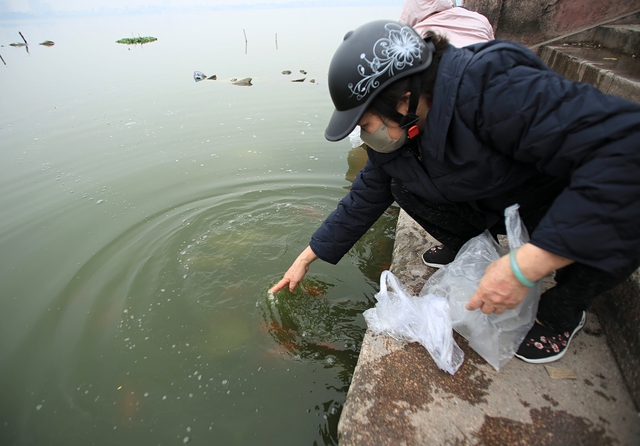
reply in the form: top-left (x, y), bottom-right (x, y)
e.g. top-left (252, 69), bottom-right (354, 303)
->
top-left (360, 123), bottom-right (408, 153)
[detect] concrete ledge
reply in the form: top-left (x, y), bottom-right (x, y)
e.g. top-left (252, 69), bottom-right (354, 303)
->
top-left (593, 269), bottom-right (640, 410)
top-left (539, 45), bottom-right (640, 102)
top-left (338, 211), bottom-right (640, 445)
top-left (556, 24), bottom-right (640, 56)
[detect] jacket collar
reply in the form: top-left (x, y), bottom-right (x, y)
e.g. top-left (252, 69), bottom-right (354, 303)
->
top-left (366, 145), bottom-right (405, 164)
top-left (419, 40), bottom-right (550, 161)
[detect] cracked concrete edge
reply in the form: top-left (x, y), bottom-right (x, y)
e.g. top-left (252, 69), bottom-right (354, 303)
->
top-left (338, 210), bottom-right (640, 445)
top-left (389, 208), bottom-right (440, 295)
top-left (593, 268), bottom-right (640, 410)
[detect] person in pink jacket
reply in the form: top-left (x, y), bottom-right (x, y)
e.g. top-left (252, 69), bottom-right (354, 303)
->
top-left (400, 0), bottom-right (494, 46)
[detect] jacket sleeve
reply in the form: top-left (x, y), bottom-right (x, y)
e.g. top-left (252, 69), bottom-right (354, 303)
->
top-left (457, 47), bottom-right (640, 275)
top-left (310, 158), bottom-right (394, 264)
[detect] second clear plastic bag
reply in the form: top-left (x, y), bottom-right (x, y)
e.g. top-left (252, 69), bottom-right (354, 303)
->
top-left (421, 204), bottom-right (541, 371)
top-left (363, 270), bottom-right (464, 375)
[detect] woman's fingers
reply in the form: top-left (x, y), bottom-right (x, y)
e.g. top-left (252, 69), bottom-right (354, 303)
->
top-left (470, 299), bottom-right (508, 315)
top-left (466, 255), bottom-right (530, 314)
top-left (269, 246), bottom-right (317, 294)
top-left (268, 266), bottom-right (306, 293)
top-left (480, 303), bottom-right (495, 314)
top-left (268, 280), bottom-right (288, 294)
top-left (465, 293), bottom-right (483, 311)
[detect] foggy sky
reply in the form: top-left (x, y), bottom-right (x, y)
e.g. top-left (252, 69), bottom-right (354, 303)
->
top-left (2, 0), bottom-right (401, 15)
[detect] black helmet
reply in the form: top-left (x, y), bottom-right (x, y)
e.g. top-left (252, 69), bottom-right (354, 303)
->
top-left (325, 20), bottom-right (434, 142)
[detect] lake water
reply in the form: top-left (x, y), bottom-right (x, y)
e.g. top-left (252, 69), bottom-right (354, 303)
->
top-left (0, 5), bottom-right (402, 445)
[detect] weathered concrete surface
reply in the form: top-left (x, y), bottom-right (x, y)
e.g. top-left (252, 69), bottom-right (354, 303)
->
top-left (339, 211), bottom-right (640, 445)
top-left (539, 44), bottom-right (640, 103)
top-left (593, 269), bottom-right (640, 413)
top-left (554, 24), bottom-right (640, 56)
top-left (464, 0), bottom-right (640, 46)
top-left (536, 21), bottom-right (640, 105)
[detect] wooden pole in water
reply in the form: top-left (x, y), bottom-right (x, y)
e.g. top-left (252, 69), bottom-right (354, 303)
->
top-left (275, 32), bottom-right (278, 50)
top-left (0, 54), bottom-right (6, 66)
top-left (243, 29), bottom-right (248, 54)
top-left (19, 32), bottom-right (30, 54)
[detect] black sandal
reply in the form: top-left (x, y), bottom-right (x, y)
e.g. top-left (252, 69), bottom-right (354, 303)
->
top-left (422, 244), bottom-right (456, 268)
top-left (515, 312), bottom-right (586, 364)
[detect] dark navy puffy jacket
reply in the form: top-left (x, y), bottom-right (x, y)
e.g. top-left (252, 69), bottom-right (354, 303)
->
top-left (311, 40), bottom-right (640, 276)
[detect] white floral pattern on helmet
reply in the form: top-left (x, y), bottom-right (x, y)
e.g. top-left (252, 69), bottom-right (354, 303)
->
top-left (348, 23), bottom-right (425, 101)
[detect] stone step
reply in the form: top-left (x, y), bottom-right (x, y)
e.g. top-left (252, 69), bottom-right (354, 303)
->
top-left (538, 20), bottom-right (640, 102)
top-left (557, 23), bottom-right (640, 57)
top-left (539, 43), bottom-right (640, 103)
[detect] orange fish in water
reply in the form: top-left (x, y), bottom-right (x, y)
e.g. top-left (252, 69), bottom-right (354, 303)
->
top-left (264, 340), bottom-right (300, 358)
top-left (119, 386), bottom-right (138, 420)
top-left (315, 341), bottom-right (342, 352)
top-left (375, 261), bottom-right (392, 278)
top-left (303, 285), bottom-right (326, 297)
top-left (261, 323), bottom-right (301, 358)
top-left (268, 322), bottom-right (297, 343)
top-left (272, 339), bottom-right (299, 355)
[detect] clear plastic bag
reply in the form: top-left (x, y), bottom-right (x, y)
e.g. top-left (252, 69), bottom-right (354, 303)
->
top-left (422, 204), bottom-right (541, 370)
top-left (363, 270), bottom-right (464, 375)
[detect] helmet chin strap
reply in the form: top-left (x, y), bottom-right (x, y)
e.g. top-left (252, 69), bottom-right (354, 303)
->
top-left (372, 75), bottom-right (422, 139)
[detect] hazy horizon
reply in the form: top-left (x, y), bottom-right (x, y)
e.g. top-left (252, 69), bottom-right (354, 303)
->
top-left (1, 0), bottom-right (404, 19)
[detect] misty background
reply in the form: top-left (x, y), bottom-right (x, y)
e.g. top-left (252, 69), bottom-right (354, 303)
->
top-left (1, 0), bottom-right (405, 19)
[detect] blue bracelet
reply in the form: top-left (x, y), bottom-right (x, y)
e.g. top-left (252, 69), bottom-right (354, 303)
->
top-left (509, 249), bottom-right (537, 287)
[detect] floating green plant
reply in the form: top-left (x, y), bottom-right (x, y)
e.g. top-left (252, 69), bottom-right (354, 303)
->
top-left (116, 36), bottom-right (157, 45)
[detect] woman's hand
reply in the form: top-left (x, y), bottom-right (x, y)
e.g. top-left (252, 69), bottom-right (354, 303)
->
top-left (465, 254), bottom-right (529, 314)
top-left (465, 243), bottom-right (574, 314)
top-left (268, 246), bottom-right (318, 293)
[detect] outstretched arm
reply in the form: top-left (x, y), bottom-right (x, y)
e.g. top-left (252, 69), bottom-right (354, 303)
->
top-left (268, 246), bottom-right (318, 293)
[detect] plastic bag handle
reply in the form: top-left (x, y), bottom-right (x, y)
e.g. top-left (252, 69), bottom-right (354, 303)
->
top-left (505, 204), bottom-right (530, 249)
top-left (379, 270), bottom-right (391, 295)
top-left (378, 270), bottom-right (406, 302)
